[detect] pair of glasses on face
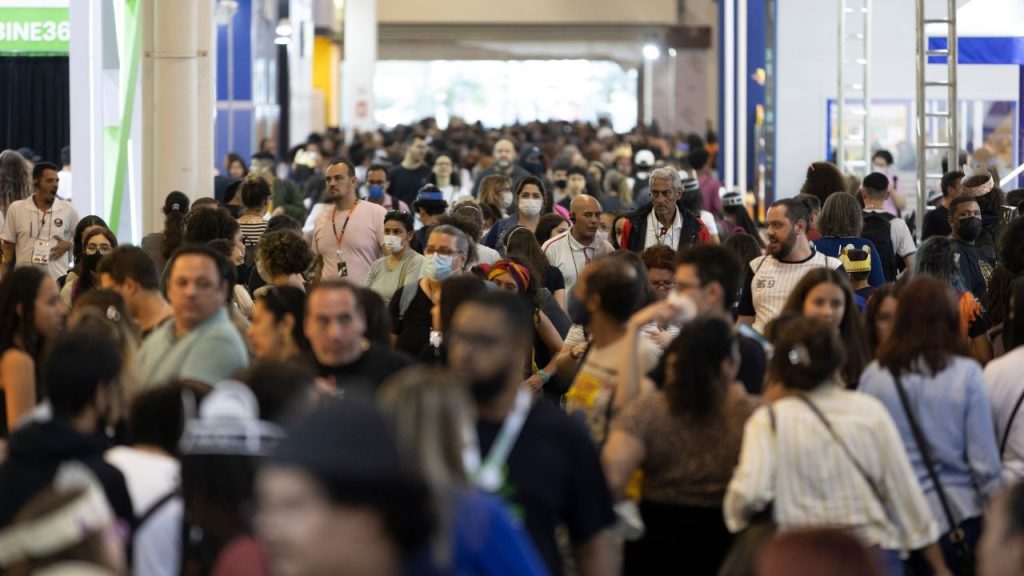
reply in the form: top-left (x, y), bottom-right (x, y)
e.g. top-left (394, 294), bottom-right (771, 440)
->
top-left (424, 247), bottom-right (464, 257)
top-left (85, 244), bottom-right (113, 255)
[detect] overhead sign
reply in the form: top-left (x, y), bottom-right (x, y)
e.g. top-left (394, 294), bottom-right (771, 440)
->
top-left (0, 7), bottom-right (70, 53)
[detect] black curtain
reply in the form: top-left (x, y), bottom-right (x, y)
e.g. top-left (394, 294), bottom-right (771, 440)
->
top-left (0, 56), bottom-right (71, 165)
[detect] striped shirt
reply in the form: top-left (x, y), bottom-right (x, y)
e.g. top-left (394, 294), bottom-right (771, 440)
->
top-left (738, 250), bottom-right (843, 334)
top-left (238, 219), bottom-right (268, 248)
top-left (723, 384), bottom-right (940, 551)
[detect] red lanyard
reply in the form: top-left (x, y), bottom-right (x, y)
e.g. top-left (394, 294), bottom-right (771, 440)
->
top-left (331, 201), bottom-right (360, 252)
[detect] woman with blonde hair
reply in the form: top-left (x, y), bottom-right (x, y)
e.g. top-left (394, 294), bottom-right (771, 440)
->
top-left (476, 174), bottom-right (514, 217)
top-left (378, 366), bottom-right (546, 575)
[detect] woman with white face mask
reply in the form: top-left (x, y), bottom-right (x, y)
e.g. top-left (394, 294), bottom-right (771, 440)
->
top-left (481, 175), bottom-right (551, 251)
top-left (476, 174), bottom-right (515, 218)
top-left (364, 210), bottom-right (424, 306)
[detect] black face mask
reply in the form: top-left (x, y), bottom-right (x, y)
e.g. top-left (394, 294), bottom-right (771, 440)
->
top-left (957, 217), bottom-right (983, 242)
top-left (83, 252), bottom-right (103, 271)
top-left (470, 371), bottom-right (510, 404)
top-left (554, 179), bottom-right (568, 190)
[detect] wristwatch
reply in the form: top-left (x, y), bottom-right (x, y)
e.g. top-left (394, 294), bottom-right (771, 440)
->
top-left (536, 369), bottom-right (552, 386)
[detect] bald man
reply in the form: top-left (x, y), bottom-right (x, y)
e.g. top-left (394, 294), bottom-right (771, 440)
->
top-left (471, 138), bottom-right (531, 197)
top-left (542, 194), bottom-right (614, 293)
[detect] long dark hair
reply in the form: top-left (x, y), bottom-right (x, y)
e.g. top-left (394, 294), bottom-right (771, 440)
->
top-left (724, 204), bottom-right (765, 248)
top-left (780, 268), bottom-right (869, 388)
top-left (72, 227), bottom-right (118, 303)
top-left (799, 161), bottom-right (847, 207)
top-left (665, 316), bottom-right (735, 420)
top-left (161, 191), bottom-right (191, 260)
top-left (1003, 277), bottom-right (1024, 351)
top-left (879, 276), bottom-right (968, 377)
top-left (71, 216), bottom-right (109, 263)
top-left (0, 267), bottom-right (48, 359)
top-left (503, 226), bottom-right (550, 283)
top-left (254, 285), bottom-right (310, 353)
top-left (864, 283), bottom-right (902, 357)
top-left (514, 175), bottom-right (553, 216)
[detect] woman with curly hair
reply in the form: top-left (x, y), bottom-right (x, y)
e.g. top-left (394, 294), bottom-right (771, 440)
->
top-left (798, 161), bottom-right (847, 208)
top-left (915, 236), bottom-right (993, 364)
top-left (985, 216), bottom-right (1024, 333)
top-left (0, 150), bottom-right (30, 229)
top-left (253, 229), bottom-right (313, 298)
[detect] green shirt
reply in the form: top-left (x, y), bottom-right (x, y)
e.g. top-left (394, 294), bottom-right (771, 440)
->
top-left (137, 307), bottom-right (249, 389)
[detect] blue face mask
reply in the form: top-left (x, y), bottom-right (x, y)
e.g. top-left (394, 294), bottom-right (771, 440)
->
top-left (420, 253), bottom-right (455, 281)
top-left (368, 184), bottom-right (384, 201)
top-left (567, 291), bottom-right (590, 326)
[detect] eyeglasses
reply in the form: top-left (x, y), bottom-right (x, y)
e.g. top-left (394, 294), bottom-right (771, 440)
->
top-left (386, 209), bottom-right (409, 217)
top-left (651, 280), bottom-right (677, 290)
top-left (424, 247), bottom-right (464, 257)
top-left (85, 243), bottom-right (113, 255)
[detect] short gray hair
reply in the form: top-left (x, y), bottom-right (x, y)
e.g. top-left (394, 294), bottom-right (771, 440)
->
top-left (649, 166), bottom-right (681, 191)
top-left (429, 224), bottom-right (476, 268)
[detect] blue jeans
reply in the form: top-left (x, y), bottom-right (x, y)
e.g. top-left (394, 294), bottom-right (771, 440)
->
top-left (877, 548), bottom-right (905, 576)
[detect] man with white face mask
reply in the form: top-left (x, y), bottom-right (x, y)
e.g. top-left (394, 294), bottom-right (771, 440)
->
top-left (364, 210), bottom-right (423, 306)
top-left (389, 224), bottom-right (472, 356)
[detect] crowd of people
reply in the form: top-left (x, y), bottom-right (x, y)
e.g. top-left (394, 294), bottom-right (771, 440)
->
top-left (0, 118), bottom-right (1023, 576)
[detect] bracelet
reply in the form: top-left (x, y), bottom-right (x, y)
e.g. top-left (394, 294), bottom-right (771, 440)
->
top-left (536, 369), bottom-right (551, 385)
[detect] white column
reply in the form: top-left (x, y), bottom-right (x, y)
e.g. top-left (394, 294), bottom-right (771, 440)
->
top-left (142, 0), bottom-right (214, 234)
top-left (342, 0), bottom-right (377, 142)
top-left (69, 0), bottom-right (102, 222)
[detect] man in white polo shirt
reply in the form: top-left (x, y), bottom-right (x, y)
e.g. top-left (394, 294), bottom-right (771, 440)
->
top-left (737, 197), bottom-right (843, 334)
top-left (542, 194), bottom-right (613, 293)
top-left (1, 162), bottom-right (79, 279)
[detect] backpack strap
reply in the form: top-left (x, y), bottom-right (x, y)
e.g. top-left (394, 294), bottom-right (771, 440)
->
top-left (134, 488), bottom-right (180, 532)
top-left (1001, 387), bottom-right (1024, 458)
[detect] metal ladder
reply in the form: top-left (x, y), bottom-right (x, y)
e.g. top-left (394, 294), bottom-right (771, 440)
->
top-left (915, 0), bottom-right (959, 241)
top-left (836, 0), bottom-right (872, 176)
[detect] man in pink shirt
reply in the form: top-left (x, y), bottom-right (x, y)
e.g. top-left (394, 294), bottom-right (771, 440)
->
top-left (313, 159), bottom-right (386, 285)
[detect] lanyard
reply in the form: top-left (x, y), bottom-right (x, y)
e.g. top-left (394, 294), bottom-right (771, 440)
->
top-left (651, 211), bottom-right (674, 246)
top-left (30, 205), bottom-right (54, 241)
top-left (463, 388), bottom-right (533, 492)
top-left (331, 201), bottom-right (360, 254)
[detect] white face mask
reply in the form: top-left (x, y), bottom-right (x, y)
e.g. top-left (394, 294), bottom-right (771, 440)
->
top-left (502, 191), bottom-right (514, 210)
top-left (383, 234), bottom-right (404, 254)
top-left (519, 198), bottom-right (543, 217)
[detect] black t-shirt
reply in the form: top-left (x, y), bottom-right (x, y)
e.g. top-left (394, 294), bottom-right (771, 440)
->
top-left (388, 164), bottom-right (432, 207)
top-left (313, 344), bottom-right (415, 394)
top-left (543, 265), bottom-right (565, 295)
top-left (476, 400), bottom-right (615, 576)
top-left (389, 283), bottom-right (434, 357)
top-left (956, 240), bottom-right (992, 301)
top-left (922, 205), bottom-right (951, 241)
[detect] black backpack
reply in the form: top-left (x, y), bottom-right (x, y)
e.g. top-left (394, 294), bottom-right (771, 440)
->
top-left (861, 211), bottom-right (899, 282)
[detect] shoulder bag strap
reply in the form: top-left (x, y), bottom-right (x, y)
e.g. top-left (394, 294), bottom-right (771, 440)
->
top-left (134, 488), bottom-right (180, 531)
top-left (1001, 387), bottom-right (1024, 458)
top-left (796, 396), bottom-right (889, 511)
top-left (888, 367), bottom-right (961, 533)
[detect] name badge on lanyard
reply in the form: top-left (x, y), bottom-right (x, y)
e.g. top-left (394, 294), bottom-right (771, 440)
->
top-left (463, 388), bottom-right (533, 492)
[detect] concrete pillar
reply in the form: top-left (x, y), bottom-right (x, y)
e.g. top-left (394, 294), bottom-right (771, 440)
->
top-left (341, 0), bottom-right (377, 142)
top-left (142, 0), bottom-right (214, 233)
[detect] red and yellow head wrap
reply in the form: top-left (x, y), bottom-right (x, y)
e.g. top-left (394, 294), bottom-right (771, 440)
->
top-left (485, 259), bottom-right (532, 293)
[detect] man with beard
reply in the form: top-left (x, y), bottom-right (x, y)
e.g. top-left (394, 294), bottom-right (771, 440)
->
top-left (448, 291), bottom-right (616, 576)
top-left (387, 134), bottom-right (432, 206)
top-left (738, 197), bottom-right (843, 334)
top-left (949, 194), bottom-right (994, 301)
top-left (312, 159), bottom-right (386, 285)
top-left (619, 166), bottom-right (709, 252)
top-left (471, 139), bottom-right (530, 197)
top-left (1, 162), bottom-right (79, 279)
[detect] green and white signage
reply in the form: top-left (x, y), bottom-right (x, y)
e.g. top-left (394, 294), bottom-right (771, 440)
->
top-left (0, 7), bottom-right (70, 53)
